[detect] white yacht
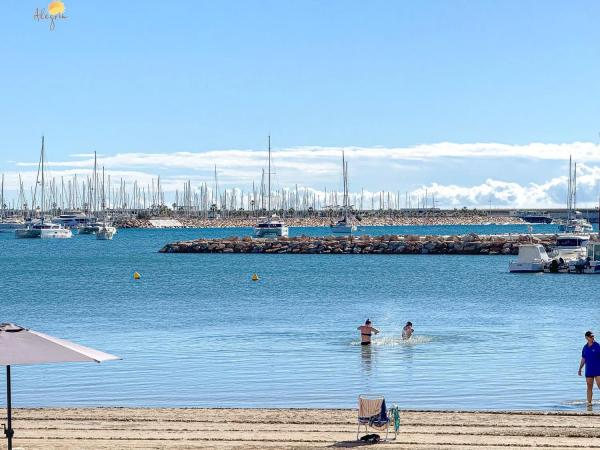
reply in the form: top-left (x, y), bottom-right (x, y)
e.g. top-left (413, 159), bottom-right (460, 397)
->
top-left (52, 213), bottom-right (90, 229)
top-left (572, 242), bottom-right (600, 274)
top-left (254, 136), bottom-right (288, 238)
top-left (78, 221), bottom-right (103, 234)
top-left (559, 217), bottom-right (594, 233)
top-left (0, 217), bottom-right (25, 232)
top-left (330, 152), bottom-right (357, 234)
top-left (549, 234), bottom-right (590, 262)
top-left (15, 221), bottom-right (72, 239)
top-left (509, 244), bottom-right (550, 273)
top-left (96, 224), bottom-right (117, 240)
top-left (254, 215), bottom-right (288, 238)
top-left (15, 137), bottom-right (72, 240)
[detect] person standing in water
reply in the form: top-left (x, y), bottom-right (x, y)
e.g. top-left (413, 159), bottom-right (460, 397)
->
top-left (579, 330), bottom-right (600, 407)
top-left (357, 319), bottom-right (379, 345)
top-left (402, 321), bottom-right (414, 340)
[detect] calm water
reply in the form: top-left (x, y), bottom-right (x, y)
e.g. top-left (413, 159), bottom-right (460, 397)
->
top-left (1, 223), bottom-right (599, 411)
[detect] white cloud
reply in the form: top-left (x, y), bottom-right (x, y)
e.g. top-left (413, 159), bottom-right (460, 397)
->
top-left (3, 142), bottom-right (600, 208)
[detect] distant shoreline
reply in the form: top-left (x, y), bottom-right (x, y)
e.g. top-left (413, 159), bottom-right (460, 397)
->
top-left (116, 214), bottom-right (526, 229)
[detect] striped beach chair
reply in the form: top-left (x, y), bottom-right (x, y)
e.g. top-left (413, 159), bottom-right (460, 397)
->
top-left (356, 394), bottom-right (398, 441)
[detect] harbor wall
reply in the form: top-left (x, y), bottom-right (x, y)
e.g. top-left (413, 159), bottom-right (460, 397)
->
top-left (159, 234), bottom-right (570, 255)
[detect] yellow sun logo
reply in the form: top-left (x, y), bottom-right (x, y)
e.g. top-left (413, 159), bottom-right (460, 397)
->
top-left (48, 1), bottom-right (65, 15)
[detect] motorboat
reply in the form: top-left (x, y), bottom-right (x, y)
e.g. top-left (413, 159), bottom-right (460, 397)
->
top-left (78, 222), bottom-right (103, 234)
top-left (52, 213), bottom-right (93, 229)
top-left (516, 211), bottom-right (553, 224)
top-left (96, 224), bottom-right (117, 240)
top-left (558, 218), bottom-right (593, 233)
top-left (548, 234), bottom-right (590, 262)
top-left (15, 221), bottom-right (73, 239)
top-left (253, 136), bottom-right (288, 238)
top-left (509, 244), bottom-right (550, 273)
top-left (254, 215), bottom-right (289, 238)
top-left (566, 242), bottom-right (600, 274)
top-left (0, 217), bottom-right (25, 232)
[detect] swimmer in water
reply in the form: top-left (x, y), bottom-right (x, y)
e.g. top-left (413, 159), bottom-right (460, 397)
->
top-left (402, 321), bottom-right (414, 340)
top-left (357, 319), bottom-right (379, 345)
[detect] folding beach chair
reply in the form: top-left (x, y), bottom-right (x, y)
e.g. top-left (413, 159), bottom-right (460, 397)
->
top-left (356, 394), bottom-right (398, 441)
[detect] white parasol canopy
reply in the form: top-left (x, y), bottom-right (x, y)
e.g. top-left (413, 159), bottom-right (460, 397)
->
top-left (0, 323), bottom-right (120, 450)
top-left (0, 323), bottom-right (119, 365)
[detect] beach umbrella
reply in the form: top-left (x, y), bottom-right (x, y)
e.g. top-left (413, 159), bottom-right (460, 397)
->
top-left (0, 323), bottom-right (120, 450)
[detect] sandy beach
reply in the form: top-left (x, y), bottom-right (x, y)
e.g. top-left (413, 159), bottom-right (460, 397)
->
top-left (4, 407), bottom-right (600, 449)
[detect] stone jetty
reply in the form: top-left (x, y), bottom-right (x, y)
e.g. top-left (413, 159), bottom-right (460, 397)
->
top-left (159, 233), bottom-right (565, 255)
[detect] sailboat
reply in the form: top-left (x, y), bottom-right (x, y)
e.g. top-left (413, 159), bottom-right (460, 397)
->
top-left (15, 137), bottom-right (72, 239)
top-left (330, 151), bottom-right (357, 234)
top-left (78, 151), bottom-right (103, 234)
top-left (558, 157), bottom-right (593, 233)
top-left (96, 167), bottom-right (117, 240)
top-left (0, 174), bottom-right (25, 232)
top-left (253, 136), bottom-right (289, 238)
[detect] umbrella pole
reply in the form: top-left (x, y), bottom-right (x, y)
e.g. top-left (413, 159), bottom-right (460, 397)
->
top-left (4, 365), bottom-right (13, 450)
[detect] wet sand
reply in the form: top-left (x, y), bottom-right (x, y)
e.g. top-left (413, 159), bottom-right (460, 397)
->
top-left (5, 407), bottom-right (600, 449)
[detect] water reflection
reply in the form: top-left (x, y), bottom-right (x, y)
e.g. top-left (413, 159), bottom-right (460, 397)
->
top-left (360, 344), bottom-right (374, 375)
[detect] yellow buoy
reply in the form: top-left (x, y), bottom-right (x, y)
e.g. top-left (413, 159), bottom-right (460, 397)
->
top-left (251, 273), bottom-right (259, 281)
top-left (133, 272), bottom-right (141, 280)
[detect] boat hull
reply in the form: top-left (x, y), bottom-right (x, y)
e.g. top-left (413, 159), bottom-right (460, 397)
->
top-left (253, 226), bottom-right (289, 238)
top-left (330, 224), bottom-right (357, 234)
top-left (509, 262), bottom-right (545, 273)
top-left (15, 228), bottom-right (72, 239)
top-left (96, 226), bottom-right (117, 240)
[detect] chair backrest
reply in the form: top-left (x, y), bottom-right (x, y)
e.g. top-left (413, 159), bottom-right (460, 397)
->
top-left (358, 394), bottom-right (384, 418)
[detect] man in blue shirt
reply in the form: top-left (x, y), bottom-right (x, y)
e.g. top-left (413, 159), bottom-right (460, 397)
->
top-left (578, 331), bottom-right (600, 407)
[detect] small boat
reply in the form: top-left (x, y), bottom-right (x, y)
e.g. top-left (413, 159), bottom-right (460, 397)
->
top-left (15, 137), bottom-right (72, 240)
top-left (0, 217), bottom-right (25, 232)
top-left (96, 224), bottom-right (117, 240)
top-left (52, 213), bottom-right (93, 229)
top-left (78, 222), bottom-right (102, 234)
top-left (254, 215), bottom-right (289, 238)
top-left (566, 242), bottom-right (600, 274)
top-left (548, 234), bottom-right (590, 262)
top-left (95, 167), bottom-right (117, 240)
top-left (516, 211), bottom-right (553, 224)
top-left (330, 152), bottom-right (357, 234)
top-left (15, 221), bottom-right (73, 239)
top-left (330, 217), bottom-right (357, 234)
top-left (558, 217), bottom-right (594, 233)
top-left (509, 244), bottom-right (550, 273)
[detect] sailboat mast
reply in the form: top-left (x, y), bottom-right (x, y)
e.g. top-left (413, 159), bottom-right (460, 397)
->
top-left (574, 162), bottom-right (577, 212)
top-left (41, 136), bottom-right (45, 221)
top-left (342, 151), bottom-right (346, 217)
top-left (267, 135), bottom-right (271, 213)
top-left (1, 173), bottom-right (4, 220)
top-left (567, 156), bottom-right (572, 221)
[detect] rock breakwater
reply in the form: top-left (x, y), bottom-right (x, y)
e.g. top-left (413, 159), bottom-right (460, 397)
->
top-left (159, 233), bottom-right (561, 255)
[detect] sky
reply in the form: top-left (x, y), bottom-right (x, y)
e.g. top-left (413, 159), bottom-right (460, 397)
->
top-left (2, 0), bottom-right (600, 208)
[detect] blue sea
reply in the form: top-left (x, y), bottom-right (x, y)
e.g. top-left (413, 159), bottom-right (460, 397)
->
top-left (1, 223), bottom-right (599, 411)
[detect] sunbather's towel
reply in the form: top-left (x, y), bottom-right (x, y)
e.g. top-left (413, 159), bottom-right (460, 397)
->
top-left (359, 397), bottom-right (383, 419)
top-left (369, 399), bottom-right (388, 426)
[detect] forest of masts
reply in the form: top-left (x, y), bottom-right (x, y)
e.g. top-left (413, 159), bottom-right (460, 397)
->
top-left (0, 171), bottom-right (441, 219)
